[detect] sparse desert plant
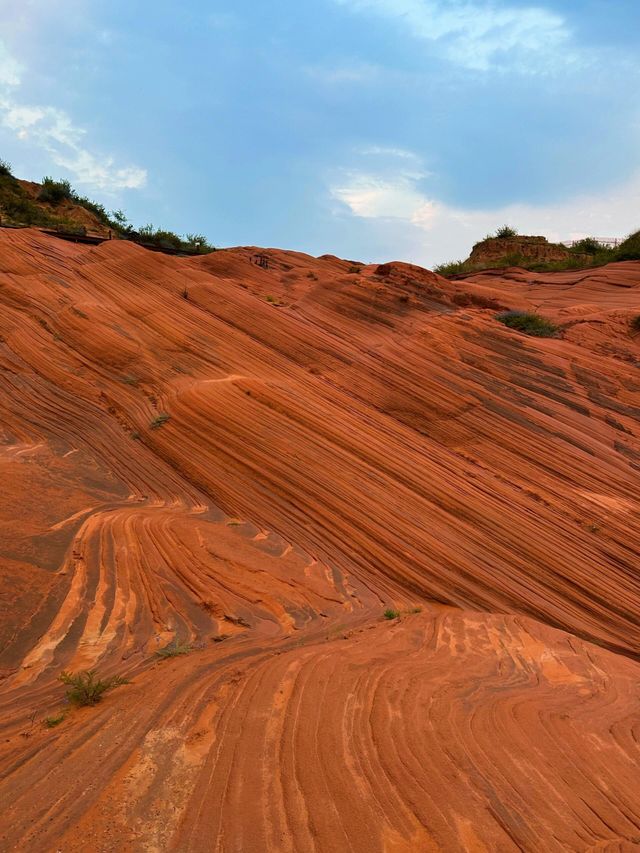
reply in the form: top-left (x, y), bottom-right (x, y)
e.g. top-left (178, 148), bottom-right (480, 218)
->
top-left (630, 315), bottom-right (640, 333)
top-left (58, 670), bottom-right (129, 707)
top-left (155, 638), bottom-right (192, 659)
top-left (0, 159), bottom-right (12, 177)
top-left (496, 311), bottom-right (559, 338)
top-left (43, 711), bottom-right (66, 728)
top-left (150, 412), bottom-right (170, 429)
top-left (348, 265), bottom-right (362, 274)
top-left (384, 608), bottom-right (400, 620)
top-left (495, 225), bottom-right (518, 239)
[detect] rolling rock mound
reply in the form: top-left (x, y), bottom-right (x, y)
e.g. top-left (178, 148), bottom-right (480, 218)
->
top-left (1, 229), bottom-right (640, 851)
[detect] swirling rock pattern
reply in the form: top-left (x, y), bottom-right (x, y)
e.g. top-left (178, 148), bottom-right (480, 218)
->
top-left (0, 229), bottom-right (639, 851)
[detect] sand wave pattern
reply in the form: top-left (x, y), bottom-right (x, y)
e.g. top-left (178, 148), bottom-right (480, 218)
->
top-left (0, 229), bottom-right (639, 851)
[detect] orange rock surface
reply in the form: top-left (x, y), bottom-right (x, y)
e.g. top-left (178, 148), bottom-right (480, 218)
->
top-left (1, 229), bottom-right (639, 851)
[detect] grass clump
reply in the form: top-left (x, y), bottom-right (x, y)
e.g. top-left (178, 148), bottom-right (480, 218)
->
top-left (150, 412), bottom-right (170, 429)
top-left (383, 608), bottom-right (400, 620)
top-left (58, 670), bottom-right (129, 707)
top-left (43, 711), bottom-right (67, 728)
top-left (496, 310), bottom-right (559, 338)
top-left (155, 638), bottom-right (192, 659)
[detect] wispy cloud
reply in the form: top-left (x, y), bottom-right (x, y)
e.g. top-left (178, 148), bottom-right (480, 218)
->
top-left (0, 40), bottom-right (146, 192)
top-left (332, 0), bottom-right (571, 72)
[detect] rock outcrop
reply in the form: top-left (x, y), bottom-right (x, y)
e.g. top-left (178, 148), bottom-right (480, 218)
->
top-left (468, 234), bottom-right (573, 267)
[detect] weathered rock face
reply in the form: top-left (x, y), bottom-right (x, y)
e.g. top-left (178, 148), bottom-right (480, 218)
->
top-left (469, 234), bottom-right (573, 267)
top-left (1, 228), bottom-right (640, 851)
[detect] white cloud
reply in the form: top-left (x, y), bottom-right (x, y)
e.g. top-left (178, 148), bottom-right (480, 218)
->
top-left (333, 0), bottom-right (572, 72)
top-left (329, 146), bottom-right (640, 266)
top-left (332, 171), bottom-right (436, 226)
top-left (0, 39), bottom-right (146, 192)
top-left (330, 145), bottom-right (435, 224)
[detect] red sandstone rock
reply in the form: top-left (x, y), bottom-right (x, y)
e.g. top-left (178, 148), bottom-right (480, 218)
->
top-left (0, 228), bottom-right (639, 850)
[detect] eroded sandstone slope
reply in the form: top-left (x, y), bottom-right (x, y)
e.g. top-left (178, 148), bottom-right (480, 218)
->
top-left (1, 229), bottom-right (639, 851)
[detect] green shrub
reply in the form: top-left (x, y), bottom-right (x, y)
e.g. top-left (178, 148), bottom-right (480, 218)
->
top-left (155, 638), bottom-right (192, 659)
top-left (348, 265), bottom-right (362, 274)
top-left (0, 159), bottom-right (12, 177)
top-left (185, 233), bottom-right (214, 253)
top-left (496, 311), bottom-right (559, 338)
top-left (383, 608), bottom-right (400, 620)
top-left (39, 177), bottom-right (73, 205)
top-left (58, 670), bottom-right (129, 706)
top-left (616, 229), bottom-right (640, 262)
top-left (570, 237), bottom-right (606, 255)
top-left (495, 225), bottom-right (518, 239)
top-left (630, 315), bottom-right (640, 333)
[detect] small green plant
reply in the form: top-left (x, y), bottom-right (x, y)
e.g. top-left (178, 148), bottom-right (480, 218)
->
top-left (348, 266), bottom-right (362, 274)
top-left (122, 375), bottom-right (139, 386)
top-left (384, 609), bottom-right (400, 620)
top-left (58, 670), bottom-right (129, 707)
top-left (496, 311), bottom-right (559, 338)
top-left (43, 711), bottom-right (66, 728)
top-left (0, 159), bottom-right (12, 177)
top-left (150, 413), bottom-right (170, 429)
top-left (155, 638), bottom-right (192, 659)
top-left (495, 225), bottom-right (518, 239)
top-left (131, 431), bottom-right (141, 440)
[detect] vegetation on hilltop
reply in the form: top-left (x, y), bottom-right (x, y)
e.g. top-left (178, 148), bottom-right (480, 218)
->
top-left (0, 161), bottom-right (215, 254)
top-left (435, 230), bottom-right (640, 278)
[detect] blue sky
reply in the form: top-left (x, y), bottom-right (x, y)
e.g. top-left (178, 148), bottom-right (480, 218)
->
top-left (1, 0), bottom-right (639, 265)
